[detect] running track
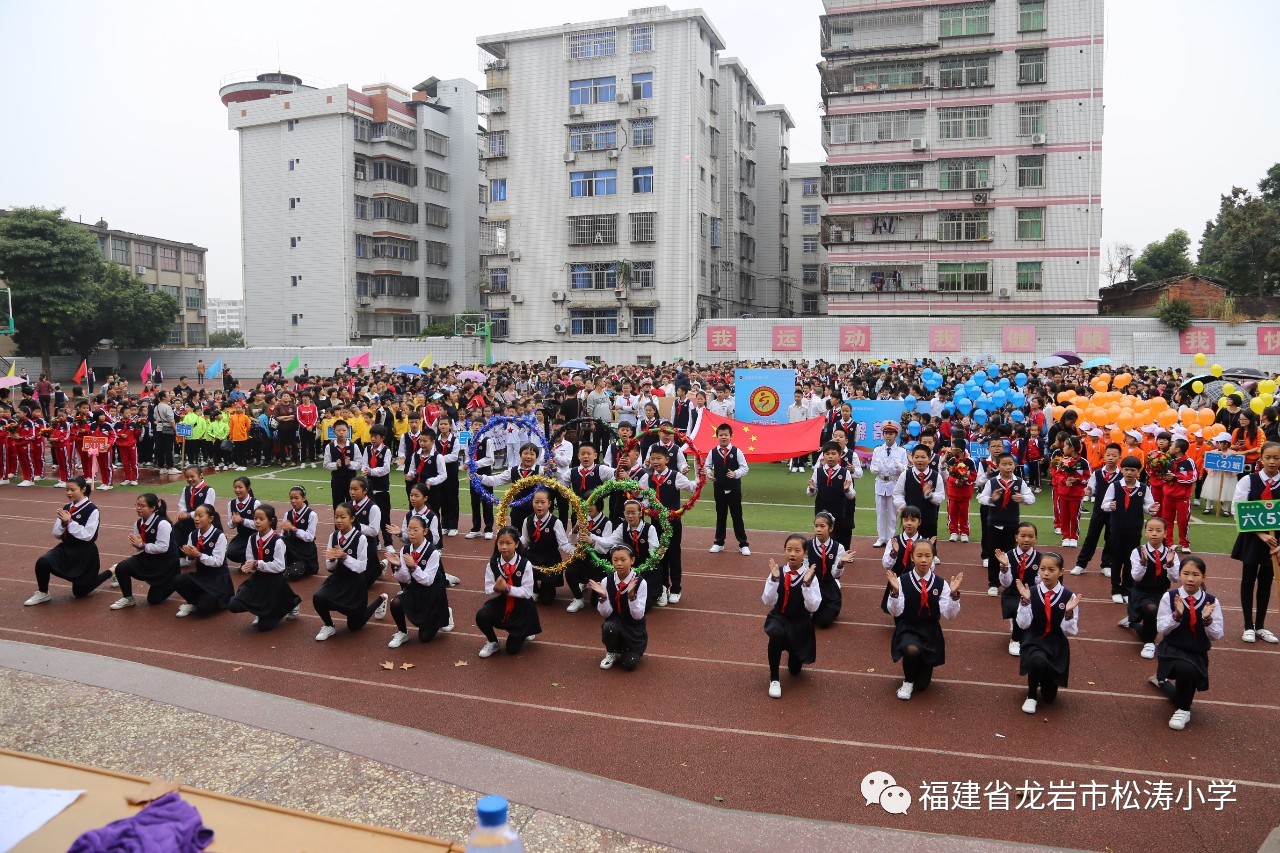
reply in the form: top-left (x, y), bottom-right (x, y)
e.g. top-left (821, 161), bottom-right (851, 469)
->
top-left (1, 487), bottom-right (1277, 852)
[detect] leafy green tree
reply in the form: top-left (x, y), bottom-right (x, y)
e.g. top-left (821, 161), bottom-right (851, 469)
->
top-left (208, 330), bottom-right (245, 348)
top-left (0, 207), bottom-right (103, 377)
top-left (1132, 229), bottom-right (1191, 284)
top-left (75, 263), bottom-right (180, 353)
top-left (1199, 183), bottom-right (1280, 297)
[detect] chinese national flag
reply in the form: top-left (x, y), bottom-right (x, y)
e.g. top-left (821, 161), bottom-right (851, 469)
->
top-left (73, 359), bottom-right (87, 384)
top-left (689, 414), bottom-right (825, 463)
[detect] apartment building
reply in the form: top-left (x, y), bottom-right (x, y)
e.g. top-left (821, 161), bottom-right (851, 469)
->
top-left (818, 0), bottom-right (1103, 315)
top-left (477, 7), bottom-right (793, 360)
top-left (206, 297), bottom-right (244, 336)
top-left (788, 162), bottom-right (828, 316)
top-left (220, 72), bottom-right (483, 346)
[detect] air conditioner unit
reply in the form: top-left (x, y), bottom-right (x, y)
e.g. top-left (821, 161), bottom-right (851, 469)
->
top-left (998, 288), bottom-right (1011, 299)
top-left (569, 105), bottom-right (584, 118)
top-left (135, 265), bottom-right (146, 276)
top-left (614, 288), bottom-right (627, 299)
top-left (551, 291), bottom-right (566, 302)
top-left (618, 321), bottom-right (630, 330)
top-left (510, 294), bottom-right (524, 303)
top-left (196, 273), bottom-right (205, 282)
top-left (972, 192), bottom-right (989, 205)
top-left (356, 296), bottom-right (371, 306)
top-left (1031, 133), bottom-right (1047, 146)
top-left (509, 250), bottom-right (521, 261)
top-left (606, 149), bottom-right (619, 159)
top-left (563, 151), bottom-right (577, 163)
top-left (923, 76), bottom-right (934, 87)
top-left (554, 323), bottom-right (568, 334)
top-left (616, 93), bottom-right (630, 104)
top-left (350, 331), bottom-right (362, 340)
top-left (196, 309), bottom-right (206, 318)
top-left (910, 137), bottom-right (927, 151)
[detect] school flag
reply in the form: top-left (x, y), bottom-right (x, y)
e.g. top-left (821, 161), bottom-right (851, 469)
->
top-left (205, 359), bottom-right (222, 380)
top-left (72, 359), bottom-right (87, 384)
top-left (688, 412), bottom-right (825, 463)
top-left (732, 369), bottom-right (796, 425)
top-left (140, 358), bottom-right (152, 384)
top-left (5, 361), bottom-right (13, 377)
top-left (419, 354), bottom-right (433, 369)
top-left (284, 355), bottom-right (300, 375)
top-left (349, 352), bottom-right (371, 369)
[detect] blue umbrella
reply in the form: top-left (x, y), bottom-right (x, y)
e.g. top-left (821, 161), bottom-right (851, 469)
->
top-left (559, 359), bottom-right (592, 370)
top-left (394, 364), bottom-right (426, 375)
top-left (1083, 357), bottom-right (1111, 368)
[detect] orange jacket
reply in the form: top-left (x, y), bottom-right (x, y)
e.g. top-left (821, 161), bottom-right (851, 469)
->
top-left (229, 412), bottom-right (251, 442)
top-left (1232, 428), bottom-right (1262, 465)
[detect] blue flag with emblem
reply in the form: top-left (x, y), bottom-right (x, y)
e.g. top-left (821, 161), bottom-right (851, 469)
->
top-left (733, 369), bottom-right (795, 425)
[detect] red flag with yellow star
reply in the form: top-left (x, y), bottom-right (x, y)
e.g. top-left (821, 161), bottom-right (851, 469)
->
top-left (688, 413), bottom-right (826, 463)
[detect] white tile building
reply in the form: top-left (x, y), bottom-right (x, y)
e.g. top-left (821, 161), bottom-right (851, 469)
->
top-left (206, 298), bottom-right (244, 336)
top-left (477, 7), bottom-right (794, 362)
top-left (787, 162), bottom-right (828, 316)
top-left (818, 0), bottom-right (1103, 315)
top-left (220, 73), bottom-right (484, 347)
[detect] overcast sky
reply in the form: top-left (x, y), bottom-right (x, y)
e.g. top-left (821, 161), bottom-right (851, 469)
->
top-left (2, 1), bottom-right (1277, 298)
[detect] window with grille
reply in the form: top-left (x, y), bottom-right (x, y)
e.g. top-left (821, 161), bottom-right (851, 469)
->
top-left (710, 218), bottom-right (722, 248)
top-left (186, 323), bottom-right (206, 344)
top-left (568, 214), bottom-right (618, 245)
top-left (632, 166), bottom-right (654, 194)
top-left (802, 178), bottom-right (820, 196)
top-left (423, 130), bottom-right (449, 156)
top-left (801, 206), bottom-right (820, 226)
top-left (1017, 261), bottom-right (1043, 291)
top-left (938, 106), bottom-right (990, 139)
top-left (1016, 208), bottom-right (1045, 240)
top-left (938, 4), bottom-right (991, 37)
top-left (826, 163), bottom-right (924, 193)
top-left (393, 315), bottom-right (421, 335)
top-left (802, 293), bottom-right (819, 314)
top-left (847, 63), bottom-right (925, 92)
top-left (738, 193), bottom-right (755, 224)
top-left (938, 210), bottom-right (990, 241)
top-left (425, 278), bottom-right (449, 301)
top-left (632, 308), bottom-right (655, 335)
top-left (1018, 51), bottom-right (1047, 84)
top-left (569, 170), bottom-right (617, 197)
top-left (424, 204), bottom-right (449, 228)
top-left (570, 122), bottom-right (618, 151)
top-left (739, 273), bottom-right (755, 301)
top-left (939, 57), bottom-right (991, 88)
top-left (570, 309), bottom-right (618, 335)
top-left (372, 158), bottom-right (415, 185)
top-left (938, 158), bottom-right (991, 190)
top-left (111, 238), bottom-right (130, 265)
top-left (630, 212), bottom-right (656, 243)
top-left (570, 263), bottom-right (617, 290)
top-left (631, 72), bottom-right (653, 100)
top-left (489, 178), bottom-right (507, 201)
top-left (1017, 102), bottom-right (1046, 136)
top-left (353, 117), bottom-right (372, 142)
top-left (803, 264), bottom-right (819, 285)
top-left (354, 156), bottom-right (367, 180)
top-left (565, 28), bottom-right (616, 60)
top-left (824, 110), bottom-right (924, 145)
top-left (630, 24), bottom-right (653, 53)
top-left (487, 268), bottom-right (509, 293)
top-left (481, 131), bottom-right (507, 157)
top-left (372, 197), bottom-right (419, 224)
top-left (488, 310), bottom-right (509, 338)
top-left (354, 196), bottom-right (369, 219)
top-left (632, 261), bottom-right (654, 288)
top-left (355, 235), bottom-right (372, 258)
top-left (424, 241), bottom-right (449, 266)
top-left (368, 275), bottom-right (420, 297)
top-left (184, 252), bottom-right (202, 274)
top-left (739, 234), bottom-right (756, 263)
top-left (480, 220), bottom-right (508, 255)
top-left (1019, 1), bottom-right (1046, 32)
top-left (569, 77), bottom-right (616, 105)
top-left (185, 288), bottom-right (203, 309)
top-left (1017, 155), bottom-right (1045, 188)
top-left (803, 235), bottom-right (819, 254)
top-left (937, 262), bottom-right (990, 292)
top-left (160, 247), bottom-right (178, 271)
top-left (631, 118), bottom-right (654, 147)
top-left (372, 237), bottom-right (418, 261)
top-left (423, 168), bottom-right (449, 191)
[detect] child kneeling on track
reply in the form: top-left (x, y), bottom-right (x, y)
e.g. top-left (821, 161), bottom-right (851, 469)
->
top-left (886, 539), bottom-right (963, 701)
top-left (763, 534), bottom-right (821, 699)
top-left (228, 503), bottom-right (302, 631)
top-left (1013, 551), bottom-right (1079, 714)
top-left (386, 514), bottom-right (454, 648)
top-left (1150, 556), bottom-right (1223, 731)
top-left (587, 545), bottom-right (648, 671)
top-left (476, 526), bottom-right (542, 658)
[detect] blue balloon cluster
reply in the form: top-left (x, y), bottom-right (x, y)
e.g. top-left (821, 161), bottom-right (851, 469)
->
top-left (467, 414), bottom-right (552, 507)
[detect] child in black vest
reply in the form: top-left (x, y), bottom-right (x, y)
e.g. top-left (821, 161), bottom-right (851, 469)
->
top-left (386, 514), bottom-right (454, 648)
top-left (434, 419), bottom-right (462, 536)
top-left (974, 437), bottom-right (1007, 570)
top-left (228, 503), bottom-right (302, 631)
top-left (224, 476), bottom-right (260, 567)
top-left (1230, 441), bottom-right (1280, 644)
top-left (1101, 456), bottom-right (1158, 604)
top-left (1013, 551), bottom-right (1079, 714)
top-left (482, 442), bottom-right (544, 535)
top-left (763, 534), bottom-right (821, 699)
top-left (595, 500), bottom-right (661, 612)
top-left (26, 477), bottom-right (111, 606)
top-left (313, 503), bottom-right (388, 641)
top-left (1122, 517), bottom-right (1177, 660)
top-left (565, 501), bottom-right (613, 613)
top-left (588, 545), bottom-right (648, 671)
top-left (809, 511), bottom-right (856, 628)
top-left (108, 493), bottom-right (180, 610)
top-left (893, 444), bottom-right (945, 545)
top-left (808, 441), bottom-right (857, 550)
top-left (1073, 442), bottom-right (1121, 577)
top-left (977, 452), bottom-right (1035, 596)
top-left (708, 423), bottom-right (751, 555)
top-left (520, 489), bottom-right (573, 604)
top-left (886, 539), bottom-right (964, 700)
top-left (363, 425), bottom-right (394, 547)
top-left (880, 506), bottom-right (923, 614)
top-left (323, 420), bottom-right (363, 511)
top-left (638, 445), bottom-right (698, 607)
top-left (477, 526), bottom-right (542, 657)
top-left (995, 521), bottom-right (1041, 657)
top-left (281, 486), bottom-right (320, 578)
top-left (1151, 556), bottom-right (1223, 730)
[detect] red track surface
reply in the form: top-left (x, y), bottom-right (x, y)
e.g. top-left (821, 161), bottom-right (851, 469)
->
top-left (1, 487), bottom-right (1277, 852)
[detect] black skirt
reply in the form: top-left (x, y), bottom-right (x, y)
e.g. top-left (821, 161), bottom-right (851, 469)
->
top-left (891, 619), bottom-right (946, 667)
top-left (231, 570), bottom-right (301, 620)
top-left (172, 518), bottom-right (196, 553)
top-left (763, 611), bottom-right (817, 665)
top-left (226, 529), bottom-right (253, 564)
top-left (478, 594), bottom-right (541, 638)
top-left (284, 537), bottom-right (319, 578)
top-left (39, 539), bottom-right (101, 583)
top-left (1231, 531), bottom-right (1277, 565)
top-left (1127, 584), bottom-right (1168, 623)
top-left (605, 613), bottom-right (648, 655)
top-left (816, 573), bottom-right (842, 621)
top-left (397, 573), bottom-right (451, 631)
top-left (1019, 631), bottom-right (1070, 686)
top-left (1000, 585), bottom-right (1023, 620)
top-left (115, 552), bottom-right (179, 586)
top-left (314, 565), bottom-right (370, 616)
top-left (185, 565), bottom-right (234, 606)
top-left (1157, 644), bottom-right (1210, 691)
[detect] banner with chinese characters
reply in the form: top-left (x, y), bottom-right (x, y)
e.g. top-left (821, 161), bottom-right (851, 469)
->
top-left (1075, 326), bottom-right (1109, 353)
top-left (839, 325), bottom-right (871, 352)
top-left (733, 369), bottom-right (795, 424)
top-left (847, 399), bottom-right (931, 455)
top-left (1258, 327), bottom-right (1280, 356)
top-left (706, 325), bottom-right (737, 352)
top-left (1002, 325), bottom-right (1036, 353)
top-left (772, 325), bottom-right (802, 352)
top-left (928, 325), bottom-right (962, 352)
top-left (1180, 327), bottom-right (1215, 354)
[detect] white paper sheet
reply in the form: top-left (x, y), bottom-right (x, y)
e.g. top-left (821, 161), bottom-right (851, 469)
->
top-left (0, 785), bottom-right (85, 852)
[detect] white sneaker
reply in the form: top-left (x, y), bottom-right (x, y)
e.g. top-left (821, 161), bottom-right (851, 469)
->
top-left (1062, 539), bottom-right (1076, 547)
top-left (1022, 697), bottom-right (1038, 714)
top-left (478, 641), bottom-right (500, 658)
top-left (443, 607), bottom-right (454, 632)
top-left (668, 592), bottom-right (681, 604)
top-left (1202, 506), bottom-right (1212, 515)
top-left (373, 593), bottom-right (388, 620)
top-left (465, 531), bottom-right (483, 539)
top-left (872, 540), bottom-right (886, 548)
top-left (1140, 643), bottom-right (1156, 659)
top-left (739, 546), bottom-right (751, 556)
top-left (656, 589), bottom-right (669, 607)
top-left (315, 625), bottom-right (338, 641)
top-left (1168, 710), bottom-right (1191, 731)
top-left (17, 480), bottom-right (33, 487)
top-left (252, 616), bottom-right (260, 626)
top-left (55, 482), bottom-right (66, 488)
top-left (98, 485), bottom-right (112, 491)
top-left (1053, 527), bottom-right (1061, 535)
top-left (1180, 546), bottom-right (1191, 554)
top-left (447, 529), bottom-right (458, 537)
top-left (566, 598), bottom-right (586, 613)
top-left (709, 544), bottom-right (725, 553)
top-left (1070, 566), bottom-right (1085, 575)
top-left (960, 534), bottom-right (969, 542)
top-left (1193, 498), bottom-right (1200, 506)
top-left (286, 606), bottom-right (300, 620)
top-left (1258, 629), bottom-right (1279, 644)
top-left (1008, 641), bottom-right (1021, 656)
top-left (1242, 629), bottom-right (1257, 643)
top-left (236, 466), bottom-right (247, 471)
top-left (109, 596), bottom-right (136, 610)
top-left (600, 652), bottom-right (619, 670)
top-left (896, 682), bottom-right (914, 700)
top-left (23, 591), bottom-right (52, 606)
top-left (1112, 593), bottom-right (1124, 604)
top-left (1102, 566), bottom-right (1112, 578)
top-left (948, 533), bottom-right (959, 542)
top-left (768, 680), bottom-right (782, 698)
top-left (987, 586), bottom-right (999, 597)
top-left (176, 603), bottom-right (197, 617)
top-left (483, 532), bottom-right (494, 540)
top-left (1117, 617), bottom-right (1130, 628)
top-left (445, 573), bottom-right (460, 586)
top-left (388, 631), bottom-right (409, 648)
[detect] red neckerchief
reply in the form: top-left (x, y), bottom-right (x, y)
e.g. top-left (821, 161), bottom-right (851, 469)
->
top-left (999, 478), bottom-right (1014, 508)
top-left (351, 497), bottom-right (368, 519)
top-left (651, 469), bottom-right (668, 489)
top-left (824, 465), bottom-right (839, 486)
top-left (1042, 585), bottom-right (1056, 637)
top-left (815, 538), bottom-right (831, 577)
top-left (1122, 483), bottom-right (1138, 512)
top-left (406, 543), bottom-right (426, 569)
top-left (1102, 468), bottom-right (1118, 484)
top-left (1262, 475), bottom-right (1276, 500)
top-left (612, 573), bottom-right (632, 615)
top-left (897, 534), bottom-right (917, 572)
top-left (915, 572), bottom-right (931, 613)
top-left (780, 568), bottom-right (798, 611)
top-left (336, 529), bottom-right (355, 551)
top-left (235, 496), bottom-right (254, 515)
top-left (914, 466), bottom-right (930, 488)
top-left (195, 527), bottom-right (212, 552)
top-left (255, 533), bottom-right (273, 562)
top-left (501, 560), bottom-right (519, 619)
top-left (579, 466), bottom-right (594, 491)
top-left (187, 482), bottom-right (206, 511)
top-left (288, 506), bottom-right (310, 527)
top-left (1184, 592), bottom-right (1198, 632)
top-left (333, 443), bottom-right (350, 464)
top-left (1148, 544), bottom-right (1167, 577)
top-left (519, 466), bottom-right (532, 479)
top-left (629, 526), bottom-right (642, 552)
top-left (137, 514), bottom-right (157, 541)
top-left (532, 514), bottom-right (549, 542)
top-left (1017, 548), bottom-right (1034, 581)
top-left (719, 446), bottom-right (732, 468)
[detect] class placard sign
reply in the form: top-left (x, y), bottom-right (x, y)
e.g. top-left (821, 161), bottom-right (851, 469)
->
top-left (1203, 451), bottom-right (1245, 474)
top-left (82, 436), bottom-right (110, 453)
top-left (1235, 500), bottom-right (1280, 533)
top-left (176, 424), bottom-right (194, 438)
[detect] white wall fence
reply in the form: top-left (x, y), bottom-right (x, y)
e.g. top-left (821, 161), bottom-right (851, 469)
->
top-left (5, 317), bottom-right (1279, 383)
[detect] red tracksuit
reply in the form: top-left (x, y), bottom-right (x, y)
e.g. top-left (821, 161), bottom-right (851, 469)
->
top-left (12, 417), bottom-right (40, 481)
top-left (49, 420), bottom-right (75, 483)
top-left (944, 455), bottom-right (977, 535)
top-left (1161, 456), bottom-right (1197, 549)
top-left (114, 418), bottom-right (141, 482)
top-left (1051, 456), bottom-right (1090, 540)
top-left (80, 423), bottom-right (116, 485)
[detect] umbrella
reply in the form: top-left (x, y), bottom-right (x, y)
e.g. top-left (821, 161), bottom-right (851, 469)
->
top-left (393, 365), bottom-right (425, 376)
top-left (1051, 351), bottom-right (1083, 365)
top-left (458, 369), bottom-right (487, 384)
top-left (1083, 357), bottom-right (1111, 368)
top-left (1225, 367), bottom-right (1268, 380)
top-left (1180, 371), bottom-right (1267, 391)
top-left (1038, 356), bottom-right (1069, 368)
top-left (0, 376), bottom-right (24, 390)
top-left (559, 359), bottom-right (592, 370)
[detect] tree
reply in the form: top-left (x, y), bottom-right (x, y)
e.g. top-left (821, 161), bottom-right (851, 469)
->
top-left (208, 330), bottom-right (245, 348)
top-left (1102, 241), bottom-right (1135, 287)
top-left (1132, 229), bottom-right (1191, 284)
top-left (0, 207), bottom-right (104, 377)
top-left (1155, 294), bottom-right (1193, 331)
top-left (1199, 183), bottom-right (1280, 297)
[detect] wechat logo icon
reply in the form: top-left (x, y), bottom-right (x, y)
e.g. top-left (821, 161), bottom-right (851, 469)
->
top-left (861, 771), bottom-right (912, 815)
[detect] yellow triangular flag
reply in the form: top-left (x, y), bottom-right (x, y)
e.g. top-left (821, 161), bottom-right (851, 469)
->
top-left (419, 354), bottom-right (433, 369)
top-left (5, 361), bottom-right (13, 377)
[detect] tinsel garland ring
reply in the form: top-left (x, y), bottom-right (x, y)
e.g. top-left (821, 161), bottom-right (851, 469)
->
top-left (581, 479), bottom-right (672, 575)
top-left (494, 475), bottom-right (588, 575)
top-left (467, 414), bottom-right (552, 507)
top-left (620, 426), bottom-right (708, 519)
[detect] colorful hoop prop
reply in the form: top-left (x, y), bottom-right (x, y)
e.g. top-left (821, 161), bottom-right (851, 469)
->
top-left (467, 414), bottom-right (551, 507)
top-left (582, 479), bottom-right (672, 575)
top-left (620, 426), bottom-right (707, 519)
top-left (495, 475), bottom-right (587, 575)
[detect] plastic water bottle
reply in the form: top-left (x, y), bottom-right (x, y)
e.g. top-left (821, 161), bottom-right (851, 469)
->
top-left (465, 795), bottom-right (525, 852)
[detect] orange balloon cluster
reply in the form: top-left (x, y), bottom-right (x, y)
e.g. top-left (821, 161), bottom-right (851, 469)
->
top-left (1049, 383), bottom-right (1223, 442)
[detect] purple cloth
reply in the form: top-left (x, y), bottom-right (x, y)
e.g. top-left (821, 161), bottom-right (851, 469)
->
top-left (69, 792), bottom-right (214, 852)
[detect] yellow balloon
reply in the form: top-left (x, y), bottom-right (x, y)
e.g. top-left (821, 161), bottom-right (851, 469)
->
top-left (1217, 396), bottom-right (1230, 408)
top-left (1210, 364), bottom-right (1223, 377)
top-left (1222, 382), bottom-right (1235, 395)
top-left (1194, 353), bottom-right (1207, 366)
top-left (1251, 397), bottom-right (1267, 415)
top-left (1264, 393), bottom-right (1276, 407)
top-left (1261, 379), bottom-right (1277, 395)
top-left (1191, 380), bottom-right (1204, 394)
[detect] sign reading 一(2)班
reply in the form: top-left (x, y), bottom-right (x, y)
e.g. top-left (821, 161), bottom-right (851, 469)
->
top-left (1234, 500), bottom-right (1280, 533)
top-left (1203, 451), bottom-right (1246, 474)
